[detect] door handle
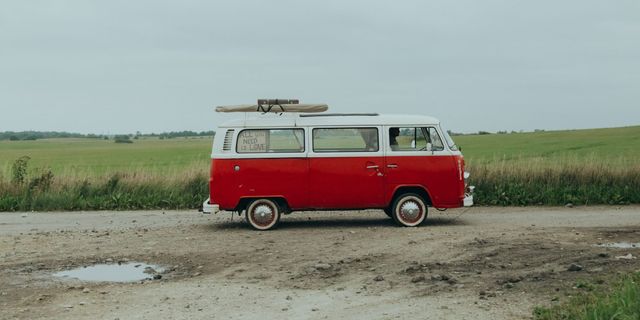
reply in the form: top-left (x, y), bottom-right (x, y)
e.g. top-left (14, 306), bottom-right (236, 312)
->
top-left (366, 165), bottom-right (379, 169)
top-left (387, 164), bottom-right (398, 168)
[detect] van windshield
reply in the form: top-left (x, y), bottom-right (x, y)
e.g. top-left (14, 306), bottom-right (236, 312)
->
top-left (441, 126), bottom-right (459, 151)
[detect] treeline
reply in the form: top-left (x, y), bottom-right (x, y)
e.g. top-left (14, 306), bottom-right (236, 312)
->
top-left (0, 130), bottom-right (215, 141)
top-left (447, 129), bottom-right (546, 136)
top-left (144, 131), bottom-right (215, 139)
top-left (0, 131), bottom-right (101, 141)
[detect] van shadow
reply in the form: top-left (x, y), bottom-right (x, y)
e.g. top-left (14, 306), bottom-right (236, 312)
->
top-left (210, 214), bottom-right (467, 231)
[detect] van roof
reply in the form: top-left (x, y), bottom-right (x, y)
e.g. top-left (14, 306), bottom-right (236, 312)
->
top-left (217, 113), bottom-right (441, 128)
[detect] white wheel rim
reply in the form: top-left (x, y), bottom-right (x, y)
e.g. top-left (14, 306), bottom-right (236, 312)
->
top-left (248, 200), bottom-right (278, 229)
top-left (396, 196), bottom-right (425, 226)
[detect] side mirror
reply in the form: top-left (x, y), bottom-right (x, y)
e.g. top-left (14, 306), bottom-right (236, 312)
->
top-left (426, 142), bottom-right (432, 151)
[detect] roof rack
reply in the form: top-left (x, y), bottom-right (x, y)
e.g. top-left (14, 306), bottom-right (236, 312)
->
top-left (299, 113), bottom-right (379, 117)
top-left (216, 99), bottom-right (328, 113)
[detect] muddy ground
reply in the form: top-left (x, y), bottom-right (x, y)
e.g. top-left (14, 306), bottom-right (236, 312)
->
top-left (1, 206), bottom-right (639, 320)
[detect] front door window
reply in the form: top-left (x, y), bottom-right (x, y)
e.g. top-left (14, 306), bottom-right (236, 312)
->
top-left (389, 127), bottom-right (445, 151)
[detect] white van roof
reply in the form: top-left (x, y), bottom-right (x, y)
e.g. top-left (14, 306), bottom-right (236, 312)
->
top-left (218, 113), bottom-right (441, 129)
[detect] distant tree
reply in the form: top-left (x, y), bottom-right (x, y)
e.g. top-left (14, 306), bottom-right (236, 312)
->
top-left (114, 135), bottom-right (133, 144)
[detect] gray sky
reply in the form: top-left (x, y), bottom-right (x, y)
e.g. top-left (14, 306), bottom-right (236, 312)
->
top-left (1, 0), bottom-right (638, 134)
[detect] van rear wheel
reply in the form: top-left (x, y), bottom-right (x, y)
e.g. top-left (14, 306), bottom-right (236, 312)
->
top-left (245, 199), bottom-right (281, 231)
top-left (391, 193), bottom-right (427, 227)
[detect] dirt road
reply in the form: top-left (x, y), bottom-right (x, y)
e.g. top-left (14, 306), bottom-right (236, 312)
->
top-left (1, 206), bottom-right (640, 320)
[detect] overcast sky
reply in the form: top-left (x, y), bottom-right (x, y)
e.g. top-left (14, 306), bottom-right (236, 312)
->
top-left (0, 0), bottom-right (638, 134)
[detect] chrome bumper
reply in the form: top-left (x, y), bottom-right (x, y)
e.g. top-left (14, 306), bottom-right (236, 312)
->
top-left (202, 198), bottom-right (220, 214)
top-left (463, 186), bottom-right (475, 207)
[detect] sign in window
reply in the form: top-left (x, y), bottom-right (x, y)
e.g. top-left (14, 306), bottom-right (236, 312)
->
top-left (236, 129), bottom-right (304, 153)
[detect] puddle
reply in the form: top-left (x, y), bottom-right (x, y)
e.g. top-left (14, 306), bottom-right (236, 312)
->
top-left (595, 242), bottom-right (640, 249)
top-left (54, 262), bottom-right (164, 282)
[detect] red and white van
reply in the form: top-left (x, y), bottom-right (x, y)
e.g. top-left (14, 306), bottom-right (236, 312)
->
top-left (203, 100), bottom-right (473, 230)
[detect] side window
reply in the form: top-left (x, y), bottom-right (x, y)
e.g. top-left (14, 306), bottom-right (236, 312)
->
top-left (426, 127), bottom-right (445, 151)
top-left (236, 129), bottom-right (304, 153)
top-left (389, 127), bottom-right (426, 151)
top-left (313, 128), bottom-right (379, 152)
top-left (389, 127), bottom-right (444, 151)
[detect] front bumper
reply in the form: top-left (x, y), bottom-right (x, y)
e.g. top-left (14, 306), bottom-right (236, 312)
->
top-left (463, 186), bottom-right (475, 207)
top-left (202, 198), bottom-right (220, 214)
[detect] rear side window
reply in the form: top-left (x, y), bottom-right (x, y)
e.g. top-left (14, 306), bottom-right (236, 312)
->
top-left (313, 128), bottom-right (379, 152)
top-left (236, 129), bottom-right (304, 153)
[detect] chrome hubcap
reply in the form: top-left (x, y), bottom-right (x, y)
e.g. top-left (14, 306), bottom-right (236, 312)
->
top-left (253, 204), bottom-right (274, 225)
top-left (400, 201), bottom-right (420, 221)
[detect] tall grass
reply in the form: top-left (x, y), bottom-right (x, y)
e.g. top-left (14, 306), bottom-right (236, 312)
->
top-left (470, 156), bottom-right (640, 205)
top-left (1, 159), bottom-right (639, 211)
top-left (0, 170), bottom-right (208, 212)
top-left (533, 272), bottom-right (640, 320)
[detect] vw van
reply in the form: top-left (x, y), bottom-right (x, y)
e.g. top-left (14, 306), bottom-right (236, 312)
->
top-left (203, 100), bottom-right (473, 230)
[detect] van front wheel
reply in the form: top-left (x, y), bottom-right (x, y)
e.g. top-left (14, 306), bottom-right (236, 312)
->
top-left (246, 199), bottom-right (281, 230)
top-left (391, 193), bottom-right (427, 227)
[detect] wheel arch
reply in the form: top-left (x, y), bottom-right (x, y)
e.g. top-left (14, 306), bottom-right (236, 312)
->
top-left (388, 185), bottom-right (433, 207)
top-left (235, 196), bottom-right (291, 214)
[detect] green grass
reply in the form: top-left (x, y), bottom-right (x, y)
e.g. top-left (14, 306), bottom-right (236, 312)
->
top-left (0, 172), bottom-right (208, 211)
top-left (0, 126), bottom-right (639, 211)
top-left (0, 137), bottom-right (212, 179)
top-left (456, 126), bottom-right (640, 206)
top-left (455, 126), bottom-right (640, 166)
top-left (534, 272), bottom-right (640, 320)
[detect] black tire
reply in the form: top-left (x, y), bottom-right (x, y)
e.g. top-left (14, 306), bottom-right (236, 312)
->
top-left (391, 193), bottom-right (427, 227)
top-left (383, 207), bottom-right (393, 218)
top-left (245, 199), bottom-right (281, 230)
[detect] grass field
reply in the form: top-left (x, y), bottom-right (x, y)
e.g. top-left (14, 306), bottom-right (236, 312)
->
top-left (455, 125), bottom-right (640, 166)
top-left (0, 125), bottom-right (639, 211)
top-left (0, 137), bottom-right (212, 179)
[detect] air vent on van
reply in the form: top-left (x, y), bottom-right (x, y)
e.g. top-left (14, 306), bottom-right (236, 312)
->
top-left (222, 129), bottom-right (234, 151)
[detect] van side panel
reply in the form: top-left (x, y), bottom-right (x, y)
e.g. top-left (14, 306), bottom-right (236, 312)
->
top-left (384, 155), bottom-right (462, 207)
top-left (308, 156), bottom-right (386, 209)
top-left (209, 159), bottom-right (236, 210)
top-left (210, 158), bottom-right (309, 210)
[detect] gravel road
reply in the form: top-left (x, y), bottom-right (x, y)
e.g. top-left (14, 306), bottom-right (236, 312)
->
top-left (1, 206), bottom-right (640, 320)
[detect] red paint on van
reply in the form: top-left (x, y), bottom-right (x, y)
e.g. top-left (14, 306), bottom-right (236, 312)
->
top-left (209, 154), bottom-right (466, 210)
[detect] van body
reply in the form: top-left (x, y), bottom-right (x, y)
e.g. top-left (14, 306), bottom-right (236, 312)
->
top-left (203, 113), bottom-right (473, 229)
